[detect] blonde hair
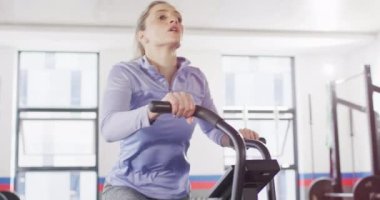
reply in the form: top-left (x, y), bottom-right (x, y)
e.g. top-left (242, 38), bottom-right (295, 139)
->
top-left (134, 1), bottom-right (174, 58)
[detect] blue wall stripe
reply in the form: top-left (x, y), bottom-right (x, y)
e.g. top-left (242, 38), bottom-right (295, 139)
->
top-left (299, 173), bottom-right (329, 179)
top-left (189, 175), bottom-right (221, 181)
top-left (0, 177), bottom-right (10, 184)
top-left (98, 177), bottom-right (105, 184)
top-left (299, 172), bottom-right (372, 179)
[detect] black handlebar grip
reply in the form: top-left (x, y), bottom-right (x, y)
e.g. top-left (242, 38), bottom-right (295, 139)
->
top-left (149, 101), bottom-right (172, 113)
top-left (149, 101), bottom-right (223, 126)
top-left (259, 137), bottom-right (266, 144)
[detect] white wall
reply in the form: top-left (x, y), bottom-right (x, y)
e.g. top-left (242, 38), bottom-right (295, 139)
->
top-left (295, 53), bottom-right (346, 174)
top-left (0, 47), bottom-right (17, 182)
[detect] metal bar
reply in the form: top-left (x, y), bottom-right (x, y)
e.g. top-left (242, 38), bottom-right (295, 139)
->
top-left (291, 57), bottom-right (300, 200)
top-left (20, 50), bottom-right (98, 55)
top-left (245, 140), bottom-right (277, 200)
top-left (17, 167), bottom-right (96, 171)
top-left (280, 164), bottom-right (298, 170)
top-left (275, 120), bottom-right (292, 158)
top-left (308, 94), bottom-right (316, 179)
top-left (336, 98), bottom-right (366, 113)
top-left (22, 152), bottom-right (95, 156)
top-left (19, 118), bottom-right (96, 120)
top-left (374, 85), bottom-right (380, 93)
top-left (94, 116), bottom-right (100, 199)
top-left (215, 121), bottom-right (246, 200)
top-left (95, 52), bottom-right (100, 200)
top-left (248, 110), bottom-right (294, 114)
top-left (223, 109), bottom-right (294, 114)
top-left (349, 109), bottom-right (357, 179)
top-left (335, 72), bottom-right (363, 85)
top-left (364, 65), bottom-right (380, 176)
top-left (14, 51), bottom-right (22, 192)
top-left (325, 192), bottom-right (353, 198)
top-left (18, 108), bottom-right (97, 112)
top-left (330, 82), bottom-right (343, 192)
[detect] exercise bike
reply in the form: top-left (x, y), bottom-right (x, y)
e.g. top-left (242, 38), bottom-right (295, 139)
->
top-left (0, 191), bottom-right (20, 200)
top-left (149, 101), bottom-right (280, 200)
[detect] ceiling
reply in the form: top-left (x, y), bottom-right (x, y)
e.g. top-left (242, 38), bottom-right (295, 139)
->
top-left (1, 0), bottom-right (380, 33)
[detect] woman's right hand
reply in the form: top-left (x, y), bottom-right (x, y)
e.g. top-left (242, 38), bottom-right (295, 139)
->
top-left (148, 91), bottom-right (196, 124)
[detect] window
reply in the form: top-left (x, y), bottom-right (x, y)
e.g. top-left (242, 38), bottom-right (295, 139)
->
top-left (18, 112), bottom-right (96, 167)
top-left (222, 55), bottom-right (299, 200)
top-left (18, 52), bottom-right (97, 108)
top-left (16, 51), bottom-right (99, 200)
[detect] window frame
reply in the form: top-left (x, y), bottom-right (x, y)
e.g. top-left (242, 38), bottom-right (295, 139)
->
top-left (221, 55), bottom-right (300, 200)
top-left (14, 51), bottom-right (100, 200)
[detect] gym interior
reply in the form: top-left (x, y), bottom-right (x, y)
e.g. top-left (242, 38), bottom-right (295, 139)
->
top-left (0, 0), bottom-right (379, 200)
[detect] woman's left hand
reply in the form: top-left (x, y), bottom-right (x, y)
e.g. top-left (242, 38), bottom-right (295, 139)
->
top-left (239, 128), bottom-right (260, 141)
top-left (221, 128), bottom-right (260, 147)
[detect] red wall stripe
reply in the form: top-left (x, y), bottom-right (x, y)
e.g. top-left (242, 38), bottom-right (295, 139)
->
top-left (0, 184), bottom-right (10, 191)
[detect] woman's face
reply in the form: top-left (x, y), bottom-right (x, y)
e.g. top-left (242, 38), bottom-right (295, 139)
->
top-left (139, 3), bottom-right (183, 50)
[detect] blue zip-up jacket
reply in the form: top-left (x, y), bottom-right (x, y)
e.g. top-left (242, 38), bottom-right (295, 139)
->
top-left (100, 56), bottom-right (224, 199)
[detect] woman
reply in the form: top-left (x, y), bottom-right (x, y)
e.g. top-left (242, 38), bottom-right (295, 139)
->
top-left (100, 1), bottom-right (259, 199)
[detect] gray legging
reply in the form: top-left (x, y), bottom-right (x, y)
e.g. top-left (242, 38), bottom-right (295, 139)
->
top-left (102, 184), bottom-right (190, 200)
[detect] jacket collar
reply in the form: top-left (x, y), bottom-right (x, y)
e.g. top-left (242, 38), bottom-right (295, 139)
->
top-left (139, 55), bottom-right (190, 74)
